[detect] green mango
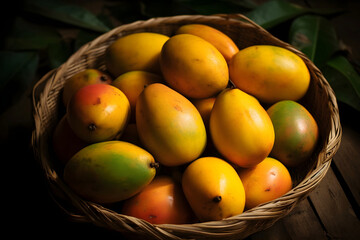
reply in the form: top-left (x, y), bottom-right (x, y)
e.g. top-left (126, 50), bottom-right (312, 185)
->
top-left (63, 141), bottom-right (157, 204)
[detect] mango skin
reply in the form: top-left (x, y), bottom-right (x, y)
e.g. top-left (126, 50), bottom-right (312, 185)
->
top-left (121, 175), bottom-right (196, 224)
top-left (237, 157), bottom-right (292, 210)
top-left (105, 32), bottom-right (169, 77)
top-left (192, 97), bottom-right (216, 129)
top-left (229, 45), bottom-right (310, 104)
top-left (62, 69), bottom-right (112, 107)
top-left (52, 115), bottom-right (88, 165)
top-left (160, 34), bottom-right (229, 99)
top-left (136, 83), bottom-right (207, 166)
top-left (63, 141), bottom-right (156, 204)
top-left (210, 88), bottom-right (275, 168)
top-left (176, 24), bottom-right (239, 63)
top-left (267, 100), bottom-right (319, 167)
top-left (112, 70), bottom-right (163, 122)
top-left (67, 84), bottom-right (130, 143)
top-left (182, 157), bottom-right (246, 221)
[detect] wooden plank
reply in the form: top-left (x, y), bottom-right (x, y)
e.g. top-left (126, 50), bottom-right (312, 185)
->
top-left (249, 198), bottom-right (326, 240)
top-left (332, 124), bottom-right (360, 212)
top-left (309, 167), bottom-right (360, 239)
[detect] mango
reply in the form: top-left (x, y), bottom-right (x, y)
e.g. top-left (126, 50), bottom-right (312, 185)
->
top-left (175, 24), bottom-right (239, 63)
top-left (229, 45), bottom-right (310, 104)
top-left (62, 69), bottom-right (112, 107)
top-left (105, 32), bottom-right (169, 77)
top-left (267, 100), bottom-right (319, 167)
top-left (67, 84), bottom-right (130, 143)
top-left (136, 83), bottom-right (207, 166)
top-left (121, 175), bottom-right (196, 224)
top-left (63, 141), bottom-right (157, 204)
top-left (192, 97), bottom-right (216, 129)
top-left (210, 88), bottom-right (275, 168)
top-left (160, 34), bottom-right (229, 99)
top-left (182, 157), bottom-right (246, 221)
top-left (237, 157), bottom-right (292, 209)
top-left (52, 115), bottom-right (88, 165)
top-left (112, 70), bottom-right (163, 122)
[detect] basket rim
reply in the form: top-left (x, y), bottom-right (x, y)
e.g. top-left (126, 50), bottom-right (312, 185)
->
top-left (31, 13), bottom-right (342, 239)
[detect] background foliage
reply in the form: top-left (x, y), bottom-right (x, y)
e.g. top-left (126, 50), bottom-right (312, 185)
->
top-left (1, 0), bottom-right (359, 119)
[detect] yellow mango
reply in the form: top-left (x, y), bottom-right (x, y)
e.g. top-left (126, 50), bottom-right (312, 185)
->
top-left (237, 157), bottom-right (292, 210)
top-left (112, 70), bottom-right (163, 122)
top-left (160, 34), bottom-right (229, 99)
top-left (229, 45), bottom-right (310, 104)
top-left (136, 83), bottom-right (207, 166)
top-left (105, 32), bottom-right (169, 77)
top-left (176, 24), bottom-right (239, 63)
top-left (182, 157), bottom-right (246, 221)
top-left (210, 88), bottom-right (275, 168)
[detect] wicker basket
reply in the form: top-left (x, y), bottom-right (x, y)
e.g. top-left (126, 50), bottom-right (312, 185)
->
top-left (32, 14), bottom-right (342, 240)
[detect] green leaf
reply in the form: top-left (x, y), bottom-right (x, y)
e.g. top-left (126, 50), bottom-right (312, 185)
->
top-left (322, 55), bottom-right (360, 111)
top-left (106, 1), bottom-right (145, 24)
top-left (47, 40), bottom-right (72, 69)
top-left (245, 0), bottom-right (309, 29)
top-left (0, 51), bottom-right (39, 112)
top-left (245, 0), bottom-right (344, 30)
top-left (175, 0), bottom-right (256, 15)
top-left (289, 15), bottom-right (339, 67)
top-left (23, 0), bottom-right (110, 33)
top-left (74, 30), bottom-right (101, 51)
top-left (140, 0), bottom-right (197, 18)
top-left (4, 17), bottom-right (61, 51)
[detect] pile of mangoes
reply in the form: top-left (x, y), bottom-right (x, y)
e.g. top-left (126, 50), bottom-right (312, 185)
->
top-left (52, 24), bottom-right (319, 224)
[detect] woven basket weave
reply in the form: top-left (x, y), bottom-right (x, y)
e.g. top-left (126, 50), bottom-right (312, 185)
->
top-left (32, 14), bottom-right (342, 240)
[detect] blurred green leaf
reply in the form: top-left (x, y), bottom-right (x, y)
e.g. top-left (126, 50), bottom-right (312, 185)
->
top-left (246, 0), bottom-right (308, 29)
top-left (246, 0), bottom-right (344, 29)
top-left (175, 0), bottom-right (257, 15)
top-left (323, 55), bottom-right (360, 111)
top-left (0, 51), bottom-right (39, 112)
top-left (74, 30), bottom-right (102, 51)
top-left (47, 40), bottom-right (72, 69)
top-left (4, 17), bottom-right (61, 51)
top-left (106, 1), bottom-right (145, 24)
top-left (140, 0), bottom-right (197, 18)
top-left (23, 0), bottom-right (110, 33)
top-left (289, 15), bottom-right (339, 67)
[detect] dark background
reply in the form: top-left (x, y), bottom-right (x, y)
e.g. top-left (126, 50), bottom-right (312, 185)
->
top-left (2, 0), bottom-right (360, 238)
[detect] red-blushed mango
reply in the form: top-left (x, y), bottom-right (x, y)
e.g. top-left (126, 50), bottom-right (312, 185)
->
top-left (112, 70), bottom-right (163, 122)
top-left (160, 34), bottom-right (229, 99)
top-left (52, 115), bottom-right (88, 165)
top-left (67, 84), bottom-right (130, 143)
top-left (229, 45), bottom-right (310, 104)
top-left (62, 69), bottom-right (112, 107)
top-left (182, 157), bottom-right (246, 221)
top-left (237, 157), bottom-right (292, 210)
top-left (121, 175), bottom-right (196, 224)
top-left (267, 100), bottom-right (319, 167)
top-left (63, 141), bottom-right (157, 204)
top-left (105, 32), bottom-right (169, 77)
top-left (210, 88), bottom-right (275, 168)
top-left (136, 83), bottom-right (207, 166)
top-left (175, 24), bottom-right (239, 63)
